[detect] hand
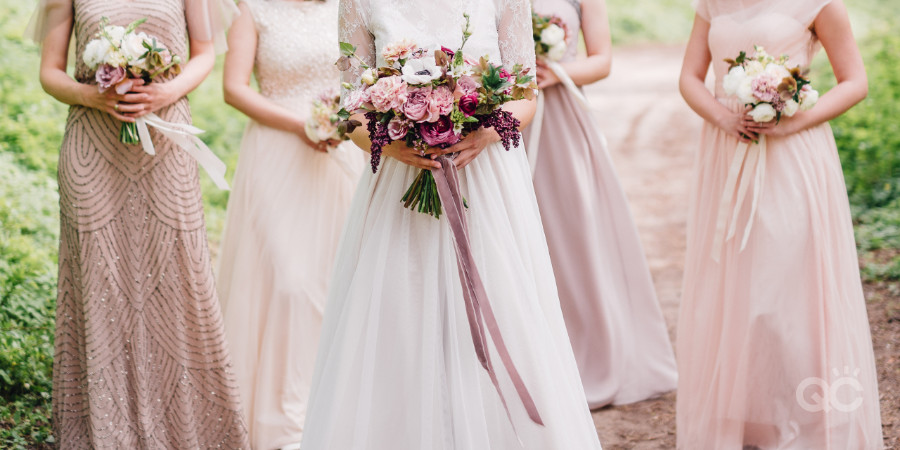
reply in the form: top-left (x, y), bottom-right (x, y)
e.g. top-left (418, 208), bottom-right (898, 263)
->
top-left (748, 113), bottom-right (803, 138)
top-left (383, 141), bottom-right (441, 170)
top-left (82, 83), bottom-right (137, 123)
top-left (120, 81), bottom-right (179, 118)
top-left (427, 127), bottom-right (500, 169)
top-left (296, 121), bottom-right (340, 153)
top-left (716, 106), bottom-right (758, 143)
top-left (536, 59), bottom-right (561, 90)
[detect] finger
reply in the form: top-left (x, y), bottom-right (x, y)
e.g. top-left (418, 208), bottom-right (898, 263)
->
top-left (121, 93), bottom-right (151, 103)
top-left (106, 108), bottom-right (136, 122)
top-left (115, 103), bottom-right (146, 113)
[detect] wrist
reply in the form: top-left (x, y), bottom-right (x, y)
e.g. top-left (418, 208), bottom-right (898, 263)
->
top-left (77, 83), bottom-right (96, 109)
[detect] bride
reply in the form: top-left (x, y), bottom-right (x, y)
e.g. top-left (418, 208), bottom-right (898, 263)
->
top-left (300, 0), bottom-right (603, 448)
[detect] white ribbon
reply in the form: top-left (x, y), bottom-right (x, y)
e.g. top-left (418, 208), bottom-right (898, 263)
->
top-left (710, 135), bottom-right (767, 262)
top-left (526, 59), bottom-right (602, 177)
top-left (135, 113), bottom-right (230, 190)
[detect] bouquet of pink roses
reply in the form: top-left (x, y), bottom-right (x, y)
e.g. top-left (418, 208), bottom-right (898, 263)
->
top-left (722, 45), bottom-right (819, 126)
top-left (336, 14), bottom-right (537, 218)
top-left (83, 16), bottom-right (183, 145)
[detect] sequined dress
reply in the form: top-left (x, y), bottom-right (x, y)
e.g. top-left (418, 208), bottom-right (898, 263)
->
top-left (300, 0), bottom-right (602, 448)
top-left (215, 1), bottom-right (361, 448)
top-left (48, 0), bottom-right (249, 447)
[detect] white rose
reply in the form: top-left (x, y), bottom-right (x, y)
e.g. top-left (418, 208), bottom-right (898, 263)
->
top-left (782, 99), bottom-right (799, 117)
top-left (105, 25), bottom-right (126, 46)
top-left (799, 87), bottom-right (819, 111)
top-left (106, 50), bottom-right (127, 68)
top-left (304, 121), bottom-right (321, 144)
top-left (764, 63), bottom-right (790, 81)
top-left (83, 39), bottom-right (110, 68)
top-left (745, 60), bottom-right (764, 77)
top-left (401, 57), bottom-right (443, 85)
top-left (736, 76), bottom-right (756, 104)
top-left (749, 103), bottom-right (777, 123)
top-left (547, 42), bottom-right (567, 61)
top-left (722, 66), bottom-right (746, 96)
top-left (121, 33), bottom-right (149, 61)
top-left (540, 24), bottom-right (566, 47)
top-left (360, 68), bottom-right (378, 86)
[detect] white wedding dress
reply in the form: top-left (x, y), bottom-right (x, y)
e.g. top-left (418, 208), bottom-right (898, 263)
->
top-left (301, 0), bottom-right (603, 448)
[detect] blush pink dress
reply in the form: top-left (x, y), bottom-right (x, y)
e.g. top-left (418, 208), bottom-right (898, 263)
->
top-left (526, 0), bottom-right (678, 409)
top-left (215, 1), bottom-right (361, 448)
top-left (677, 0), bottom-right (883, 448)
top-left (26, 0), bottom-right (250, 447)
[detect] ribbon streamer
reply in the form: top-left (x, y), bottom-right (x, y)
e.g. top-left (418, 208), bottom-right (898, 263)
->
top-left (710, 135), bottom-right (767, 262)
top-left (526, 59), bottom-right (602, 177)
top-left (135, 113), bottom-right (230, 190)
top-left (431, 155), bottom-right (544, 436)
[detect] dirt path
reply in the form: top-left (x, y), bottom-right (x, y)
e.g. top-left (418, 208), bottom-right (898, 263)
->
top-left (583, 44), bottom-right (698, 449)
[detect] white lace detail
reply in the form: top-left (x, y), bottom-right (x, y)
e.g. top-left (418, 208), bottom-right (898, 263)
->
top-left (246, 0), bottom-right (342, 107)
top-left (338, 0), bottom-right (536, 86)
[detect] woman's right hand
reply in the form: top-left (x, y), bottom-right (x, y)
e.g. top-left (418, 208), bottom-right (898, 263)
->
top-left (382, 142), bottom-right (441, 170)
top-left (716, 105), bottom-right (758, 143)
top-left (80, 82), bottom-right (139, 123)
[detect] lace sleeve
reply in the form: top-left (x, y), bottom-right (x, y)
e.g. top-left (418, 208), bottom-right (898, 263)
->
top-left (338, 0), bottom-right (375, 87)
top-left (24, 0), bottom-right (71, 44)
top-left (186, 0), bottom-right (241, 54)
top-left (495, 0), bottom-right (535, 71)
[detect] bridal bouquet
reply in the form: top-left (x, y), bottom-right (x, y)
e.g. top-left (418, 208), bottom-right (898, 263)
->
top-left (305, 89), bottom-right (345, 145)
top-left (532, 13), bottom-right (569, 61)
top-left (723, 46), bottom-right (819, 124)
top-left (336, 14), bottom-right (537, 218)
top-left (83, 17), bottom-right (183, 145)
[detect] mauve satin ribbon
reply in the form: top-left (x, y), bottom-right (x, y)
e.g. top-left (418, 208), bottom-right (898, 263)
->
top-left (431, 155), bottom-right (544, 430)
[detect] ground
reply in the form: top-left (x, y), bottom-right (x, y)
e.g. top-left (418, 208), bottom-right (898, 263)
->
top-left (583, 44), bottom-right (899, 449)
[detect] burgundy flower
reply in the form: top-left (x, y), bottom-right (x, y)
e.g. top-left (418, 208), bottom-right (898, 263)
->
top-left (459, 93), bottom-right (478, 117)
top-left (419, 115), bottom-right (460, 147)
top-left (96, 64), bottom-right (126, 93)
top-left (440, 46), bottom-right (455, 58)
top-left (499, 68), bottom-right (513, 81)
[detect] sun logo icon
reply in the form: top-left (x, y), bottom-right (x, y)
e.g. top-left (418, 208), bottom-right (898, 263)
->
top-left (796, 366), bottom-right (864, 413)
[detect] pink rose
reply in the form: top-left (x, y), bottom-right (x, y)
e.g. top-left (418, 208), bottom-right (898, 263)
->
top-left (403, 86), bottom-right (433, 122)
top-left (499, 68), bottom-right (513, 81)
top-left (455, 75), bottom-right (478, 95)
top-left (96, 64), bottom-right (126, 93)
top-left (387, 116), bottom-right (411, 141)
top-left (419, 115), bottom-right (461, 147)
top-left (382, 39), bottom-right (418, 64)
top-left (427, 85), bottom-right (455, 122)
top-left (343, 88), bottom-right (369, 112)
top-left (459, 93), bottom-right (478, 117)
top-left (751, 73), bottom-right (780, 103)
top-left (368, 76), bottom-right (408, 113)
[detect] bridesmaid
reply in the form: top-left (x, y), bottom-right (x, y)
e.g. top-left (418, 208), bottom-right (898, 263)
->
top-left (30, 0), bottom-right (249, 447)
top-left (678, 0), bottom-right (883, 448)
top-left (217, 0), bottom-right (360, 448)
top-left (527, 0), bottom-right (677, 408)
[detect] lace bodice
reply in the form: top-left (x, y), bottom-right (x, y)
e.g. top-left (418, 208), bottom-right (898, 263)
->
top-left (338, 0), bottom-right (536, 86)
top-left (532, 0), bottom-right (582, 63)
top-left (246, 0), bottom-right (342, 107)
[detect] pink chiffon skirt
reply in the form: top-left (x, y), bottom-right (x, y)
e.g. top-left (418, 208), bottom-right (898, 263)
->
top-left (677, 98), bottom-right (883, 449)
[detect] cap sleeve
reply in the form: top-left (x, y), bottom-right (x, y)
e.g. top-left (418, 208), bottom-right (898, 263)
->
top-left (691, 0), bottom-right (710, 21)
top-left (797, 0), bottom-right (833, 27)
top-left (189, 0), bottom-right (241, 54)
top-left (24, 0), bottom-right (71, 44)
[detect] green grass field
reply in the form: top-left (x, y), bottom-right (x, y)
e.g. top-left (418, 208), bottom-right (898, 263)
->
top-left (1, 0), bottom-right (897, 446)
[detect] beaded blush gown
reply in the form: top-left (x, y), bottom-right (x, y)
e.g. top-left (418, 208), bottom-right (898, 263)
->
top-left (26, 0), bottom-right (250, 447)
top-left (526, 0), bottom-right (677, 409)
top-left (299, 0), bottom-right (602, 448)
top-left (677, 0), bottom-right (883, 448)
top-left (215, 0), bottom-right (361, 448)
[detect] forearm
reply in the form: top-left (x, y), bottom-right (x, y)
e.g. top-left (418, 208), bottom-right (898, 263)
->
top-left (224, 83), bottom-right (303, 134)
top-left (560, 53), bottom-right (612, 86)
top-left (680, 75), bottom-right (732, 129)
top-left (791, 79), bottom-right (867, 132)
top-left (40, 67), bottom-right (91, 107)
top-left (167, 50), bottom-right (215, 100)
top-left (505, 98), bottom-right (537, 130)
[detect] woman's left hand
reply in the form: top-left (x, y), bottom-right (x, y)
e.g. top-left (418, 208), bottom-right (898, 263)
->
top-left (745, 113), bottom-right (804, 138)
top-left (427, 127), bottom-right (500, 169)
top-left (536, 59), bottom-right (561, 90)
top-left (118, 82), bottom-right (180, 118)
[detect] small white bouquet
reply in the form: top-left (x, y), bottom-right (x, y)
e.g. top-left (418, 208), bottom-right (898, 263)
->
top-left (722, 45), bottom-right (819, 125)
top-left (83, 17), bottom-right (183, 145)
top-left (532, 13), bottom-right (569, 62)
top-left (305, 89), bottom-right (345, 146)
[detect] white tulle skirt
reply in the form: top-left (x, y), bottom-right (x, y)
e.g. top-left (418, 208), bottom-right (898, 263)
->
top-left (217, 119), bottom-right (361, 449)
top-left (300, 142), bottom-right (602, 449)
